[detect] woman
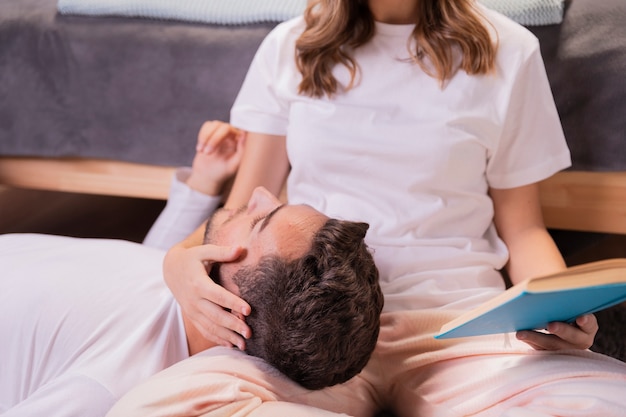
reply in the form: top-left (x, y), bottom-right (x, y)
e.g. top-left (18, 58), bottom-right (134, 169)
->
top-left (160, 1), bottom-right (626, 415)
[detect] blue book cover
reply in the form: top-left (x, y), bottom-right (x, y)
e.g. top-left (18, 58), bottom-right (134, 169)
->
top-left (435, 258), bottom-right (626, 339)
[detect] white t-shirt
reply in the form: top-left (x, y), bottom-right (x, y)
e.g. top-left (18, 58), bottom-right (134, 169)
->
top-left (0, 234), bottom-right (188, 417)
top-left (231, 9), bottom-right (571, 311)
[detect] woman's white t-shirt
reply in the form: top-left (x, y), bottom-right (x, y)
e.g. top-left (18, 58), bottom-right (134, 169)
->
top-left (231, 9), bottom-right (571, 312)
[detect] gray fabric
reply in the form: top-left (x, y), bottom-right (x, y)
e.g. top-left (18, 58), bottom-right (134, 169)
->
top-left (0, 0), bottom-right (274, 167)
top-left (55, 0), bottom-right (563, 27)
top-left (529, 0), bottom-right (626, 171)
top-left (0, 0), bottom-right (624, 170)
top-left (57, 0), bottom-right (308, 25)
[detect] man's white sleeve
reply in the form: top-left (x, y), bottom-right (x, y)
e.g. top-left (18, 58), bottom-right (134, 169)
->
top-left (2, 374), bottom-right (115, 417)
top-left (143, 168), bottom-right (222, 250)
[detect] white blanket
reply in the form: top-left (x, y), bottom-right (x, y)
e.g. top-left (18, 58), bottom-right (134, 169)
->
top-left (57, 0), bottom-right (564, 26)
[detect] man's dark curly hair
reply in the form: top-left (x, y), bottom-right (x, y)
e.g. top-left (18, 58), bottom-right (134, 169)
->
top-left (232, 218), bottom-right (383, 390)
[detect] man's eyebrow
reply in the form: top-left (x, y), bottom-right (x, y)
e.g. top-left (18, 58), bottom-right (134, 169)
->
top-left (259, 204), bottom-right (286, 232)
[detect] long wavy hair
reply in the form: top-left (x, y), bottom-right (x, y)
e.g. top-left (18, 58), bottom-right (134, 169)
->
top-left (296, 0), bottom-right (497, 97)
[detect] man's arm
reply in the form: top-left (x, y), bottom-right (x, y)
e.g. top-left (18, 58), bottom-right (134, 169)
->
top-left (4, 370), bottom-right (117, 417)
top-left (144, 121), bottom-right (245, 250)
top-left (143, 169), bottom-right (223, 250)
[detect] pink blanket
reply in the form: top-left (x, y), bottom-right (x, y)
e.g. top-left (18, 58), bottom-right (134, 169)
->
top-left (107, 310), bottom-right (626, 417)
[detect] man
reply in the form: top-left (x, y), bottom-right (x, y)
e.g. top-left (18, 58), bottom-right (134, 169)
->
top-left (0, 187), bottom-right (383, 417)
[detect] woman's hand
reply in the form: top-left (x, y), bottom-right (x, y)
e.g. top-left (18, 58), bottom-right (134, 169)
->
top-left (490, 184), bottom-right (599, 351)
top-left (516, 314), bottom-right (598, 351)
top-left (164, 242), bottom-right (252, 350)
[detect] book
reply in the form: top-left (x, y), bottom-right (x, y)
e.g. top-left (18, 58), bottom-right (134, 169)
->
top-left (435, 258), bottom-right (626, 339)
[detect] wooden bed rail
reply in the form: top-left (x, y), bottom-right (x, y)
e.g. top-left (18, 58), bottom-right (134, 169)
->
top-left (1, 157), bottom-right (625, 235)
top-left (539, 170), bottom-right (626, 235)
top-left (0, 157), bottom-right (174, 200)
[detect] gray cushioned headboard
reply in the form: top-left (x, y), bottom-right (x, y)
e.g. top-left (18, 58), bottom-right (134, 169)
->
top-left (1, 0), bottom-right (624, 170)
top-left (0, 0), bottom-right (275, 167)
top-left (529, 0), bottom-right (626, 171)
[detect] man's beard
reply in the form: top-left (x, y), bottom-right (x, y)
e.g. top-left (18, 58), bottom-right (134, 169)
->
top-left (203, 205), bottom-right (245, 285)
top-left (203, 205), bottom-right (248, 245)
top-left (203, 215), bottom-right (216, 245)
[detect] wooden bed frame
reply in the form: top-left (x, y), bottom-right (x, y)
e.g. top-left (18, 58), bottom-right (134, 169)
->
top-left (1, 156), bottom-right (625, 235)
top-left (0, 157), bottom-right (175, 200)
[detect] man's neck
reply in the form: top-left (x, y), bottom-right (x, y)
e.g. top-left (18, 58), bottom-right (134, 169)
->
top-left (183, 314), bottom-right (217, 355)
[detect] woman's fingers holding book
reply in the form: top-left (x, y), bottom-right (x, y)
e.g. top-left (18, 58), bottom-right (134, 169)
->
top-left (517, 314), bottom-right (598, 351)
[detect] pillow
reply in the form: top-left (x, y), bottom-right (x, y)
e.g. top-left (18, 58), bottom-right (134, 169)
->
top-left (57, 0), bottom-right (564, 26)
top-left (57, 0), bottom-right (309, 25)
top-left (105, 347), bottom-right (339, 417)
top-left (480, 0), bottom-right (564, 26)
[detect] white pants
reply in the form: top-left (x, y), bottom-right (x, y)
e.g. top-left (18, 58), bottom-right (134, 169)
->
top-left (107, 310), bottom-right (626, 417)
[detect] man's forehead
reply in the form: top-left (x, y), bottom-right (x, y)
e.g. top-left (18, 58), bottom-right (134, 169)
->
top-left (210, 203), bottom-right (328, 293)
top-left (272, 204), bottom-right (327, 226)
top-left (258, 204), bottom-right (327, 257)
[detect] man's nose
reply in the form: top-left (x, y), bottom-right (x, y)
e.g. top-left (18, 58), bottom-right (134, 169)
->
top-left (247, 187), bottom-right (281, 213)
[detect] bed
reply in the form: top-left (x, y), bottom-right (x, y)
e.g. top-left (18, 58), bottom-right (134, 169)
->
top-left (0, 0), bottom-right (625, 234)
top-left (1, 1), bottom-right (625, 413)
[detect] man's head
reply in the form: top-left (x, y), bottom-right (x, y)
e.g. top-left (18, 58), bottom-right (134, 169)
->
top-left (204, 187), bottom-right (383, 390)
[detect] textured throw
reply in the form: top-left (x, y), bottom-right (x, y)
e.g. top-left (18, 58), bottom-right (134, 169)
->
top-left (480, 0), bottom-right (564, 26)
top-left (57, 0), bottom-right (564, 26)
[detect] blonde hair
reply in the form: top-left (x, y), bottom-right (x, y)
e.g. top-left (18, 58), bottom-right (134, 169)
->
top-left (295, 0), bottom-right (497, 97)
